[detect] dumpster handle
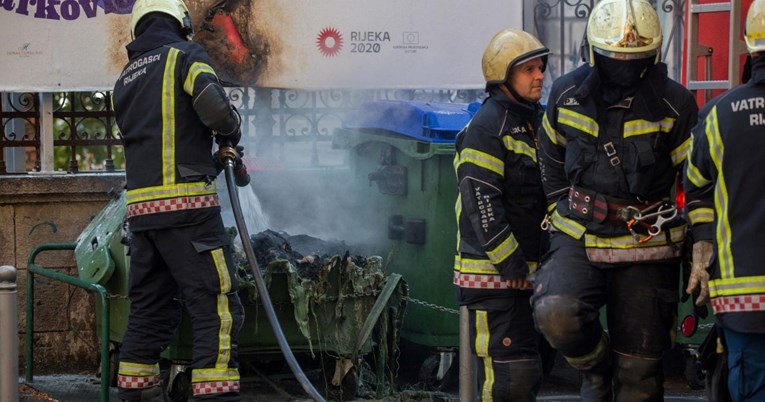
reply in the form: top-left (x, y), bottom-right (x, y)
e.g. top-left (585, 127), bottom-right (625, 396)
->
top-left (221, 151), bottom-right (326, 402)
top-left (24, 242), bottom-right (112, 402)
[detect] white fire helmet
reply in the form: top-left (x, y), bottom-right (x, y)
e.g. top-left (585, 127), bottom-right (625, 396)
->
top-left (130, 0), bottom-right (193, 40)
top-left (586, 0), bottom-right (662, 67)
top-left (746, 0), bottom-right (765, 54)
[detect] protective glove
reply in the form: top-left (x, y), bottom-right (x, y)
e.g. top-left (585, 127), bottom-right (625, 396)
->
top-left (216, 128), bottom-right (242, 148)
top-left (686, 240), bottom-right (714, 306)
top-left (505, 278), bottom-right (534, 290)
top-left (213, 145), bottom-right (245, 175)
top-left (232, 144), bottom-right (245, 160)
top-left (231, 145), bottom-right (250, 187)
top-left (215, 105), bottom-right (242, 147)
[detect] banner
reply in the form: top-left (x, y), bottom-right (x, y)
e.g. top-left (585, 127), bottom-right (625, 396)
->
top-left (0, 0), bottom-right (522, 91)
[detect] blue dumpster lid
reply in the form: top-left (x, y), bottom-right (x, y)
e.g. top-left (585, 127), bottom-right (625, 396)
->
top-left (342, 100), bottom-right (479, 143)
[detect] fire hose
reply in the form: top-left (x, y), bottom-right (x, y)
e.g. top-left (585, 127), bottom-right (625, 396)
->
top-left (216, 145), bottom-right (327, 402)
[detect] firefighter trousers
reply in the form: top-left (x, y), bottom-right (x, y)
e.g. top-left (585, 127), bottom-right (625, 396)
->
top-left (117, 215), bottom-right (245, 402)
top-left (468, 295), bottom-right (542, 402)
top-left (531, 232), bottom-right (679, 401)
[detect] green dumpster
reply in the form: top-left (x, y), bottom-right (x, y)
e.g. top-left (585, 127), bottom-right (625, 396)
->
top-left (331, 100), bottom-right (477, 351)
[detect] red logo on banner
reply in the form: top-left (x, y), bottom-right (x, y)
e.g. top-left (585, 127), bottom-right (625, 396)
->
top-left (316, 27), bottom-right (343, 57)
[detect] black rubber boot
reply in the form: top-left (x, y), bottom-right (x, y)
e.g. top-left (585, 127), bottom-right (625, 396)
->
top-left (613, 352), bottom-right (663, 402)
top-left (504, 358), bottom-right (542, 402)
top-left (120, 386), bottom-right (163, 402)
top-left (579, 354), bottom-right (613, 402)
top-left (562, 333), bottom-right (612, 402)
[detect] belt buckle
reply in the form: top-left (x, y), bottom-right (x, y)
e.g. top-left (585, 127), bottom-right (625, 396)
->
top-left (603, 142), bottom-right (620, 166)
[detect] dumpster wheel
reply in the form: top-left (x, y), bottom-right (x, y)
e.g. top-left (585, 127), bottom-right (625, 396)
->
top-left (418, 353), bottom-right (457, 391)
top-left (682, 347), bottom-right (706, 390)
top-left (162, 365), bottom-right (192, 402)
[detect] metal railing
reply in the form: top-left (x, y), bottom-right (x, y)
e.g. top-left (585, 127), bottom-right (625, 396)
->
top-left (24, 243), bottom-right (111, 402)
top-left (1, 88), bottom-right (484, 174)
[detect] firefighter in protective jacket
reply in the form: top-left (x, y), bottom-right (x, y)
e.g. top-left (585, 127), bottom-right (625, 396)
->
top-left (530, 0), bottom-right (698, 400)
top-left (685, 1), bottom-right (765, 400)
top-left (454, 28), bottom-right (550, 402)
top-left (112, 0), bottom-right (245, 400)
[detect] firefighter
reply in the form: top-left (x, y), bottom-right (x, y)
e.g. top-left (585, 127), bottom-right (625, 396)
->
top-left (453, 28), bottom-right (550, 402)
top-left (530, 0), bottom-right (699, 400)
top-left (684, 1), bottom-right (765, 400)
top-left (112, 0), bottom-right (245, 400)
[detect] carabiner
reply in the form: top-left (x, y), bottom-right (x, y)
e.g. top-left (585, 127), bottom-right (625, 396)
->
top-left (540, 214), bottom-right (551, 231)
top-left (627, 218), bottom-right (655, 243)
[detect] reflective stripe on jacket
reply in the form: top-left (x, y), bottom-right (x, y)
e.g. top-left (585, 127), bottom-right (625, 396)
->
top-left (539, 63), bottom-right (698, 259)
top-left (114, 34), bottom-right (234, 231)
top-left (454, 89), bottom-right (548, 306)
top-left (685, 62), bottom-right (765, 333)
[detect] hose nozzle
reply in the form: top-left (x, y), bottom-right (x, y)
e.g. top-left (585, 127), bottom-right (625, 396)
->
top-left (216, 146), bottom-right (251, 187)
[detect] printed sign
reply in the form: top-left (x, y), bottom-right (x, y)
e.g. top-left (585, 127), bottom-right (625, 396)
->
top-left (0, 0), bottom-right (522, 91)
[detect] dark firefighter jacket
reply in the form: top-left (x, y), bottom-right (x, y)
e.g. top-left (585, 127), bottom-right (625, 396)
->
top-left (684, 57), bottom-right (765, 334)
top-left (113, 17), bottom-right (240, 232)
top-left (454, 88), bottom-right (549, 307)
top-left (539, 63), bottom-right (698, 264)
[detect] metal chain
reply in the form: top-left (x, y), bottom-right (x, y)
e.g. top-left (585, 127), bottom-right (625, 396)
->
top-left (104, 288), bottom-right (719, 330)
top-left (403, 296), bottom-right (459, 315)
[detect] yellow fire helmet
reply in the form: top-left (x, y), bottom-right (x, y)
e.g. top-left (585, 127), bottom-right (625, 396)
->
top-left (482, 28), bottom-right (550, 87)
top-left (130, 0), bottom-right (193, 40)
top-left (746, 0), bottom-right (765, 54)
top-left (586, 0), bottom-right (662, 66)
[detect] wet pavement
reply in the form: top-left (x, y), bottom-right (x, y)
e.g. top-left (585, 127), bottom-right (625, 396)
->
top-left (19, 349), bottom-right (709, 402)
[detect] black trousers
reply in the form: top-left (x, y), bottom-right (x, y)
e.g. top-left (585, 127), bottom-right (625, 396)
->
top-left (469, 295), bottom-right (542, 402)
top-left (118, 215), bottom-right (244, 401)
top-left (531, 232), bottom-right (679, 357)
top-left (531, 232), bottom-right (679, 401)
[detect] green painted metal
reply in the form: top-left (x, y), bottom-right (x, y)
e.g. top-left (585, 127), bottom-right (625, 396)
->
top-left (333, 127), bottom-right (460, 348)
top-left (73, 193), bottom-right (131, 343)
top-left (25, 243), bottom-right (111, 402)
top-left (74, 194), bottom-right (127, 286)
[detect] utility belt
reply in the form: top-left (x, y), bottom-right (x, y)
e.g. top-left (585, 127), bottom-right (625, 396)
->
top-left (568, 186), bottom-right (679, 244)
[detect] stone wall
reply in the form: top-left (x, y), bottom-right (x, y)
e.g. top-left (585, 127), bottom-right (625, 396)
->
top-left (0, 173), bottom-right (125, 374)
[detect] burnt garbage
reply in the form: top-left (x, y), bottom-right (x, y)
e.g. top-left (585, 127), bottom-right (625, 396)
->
top-left (229, 228), bottom-right (405, 362)
top-left (235, 229), bottom-right (370, 281)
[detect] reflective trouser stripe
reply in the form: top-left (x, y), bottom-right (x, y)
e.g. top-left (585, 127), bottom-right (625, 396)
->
top-left (481, 356), bottom-right (495, 402)
top-left (585, 244), bottom-right (682, 264)
top-left (192, 380), bottom-right (240, 396)
top-left (117, 362), bottom-right (160, 389)
top-left (711, 294), bottom-right (765, 313)
top-left (475, 310), bottom-right (493, 401)
top-left (454, 271), bottom-right (508, 289)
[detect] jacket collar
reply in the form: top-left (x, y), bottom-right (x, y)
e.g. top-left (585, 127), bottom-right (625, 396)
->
top-left (487, 87), bottom-right (539, 122)
top-left (126, 15), bottom-right (186, 59)
top-left (572, 63), bottom-right (669, 122)
top-left (749, 53), bottom-right (765, 84)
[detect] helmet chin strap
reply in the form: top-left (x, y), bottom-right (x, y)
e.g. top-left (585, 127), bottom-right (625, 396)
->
top-left (181, 11), bottom-right (193, 39)
top-left (500, 82), bottom-right (529, 104)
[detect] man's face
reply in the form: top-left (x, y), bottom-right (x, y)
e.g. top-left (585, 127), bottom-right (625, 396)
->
top-left (508, 57), bottom-right (545, 102)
